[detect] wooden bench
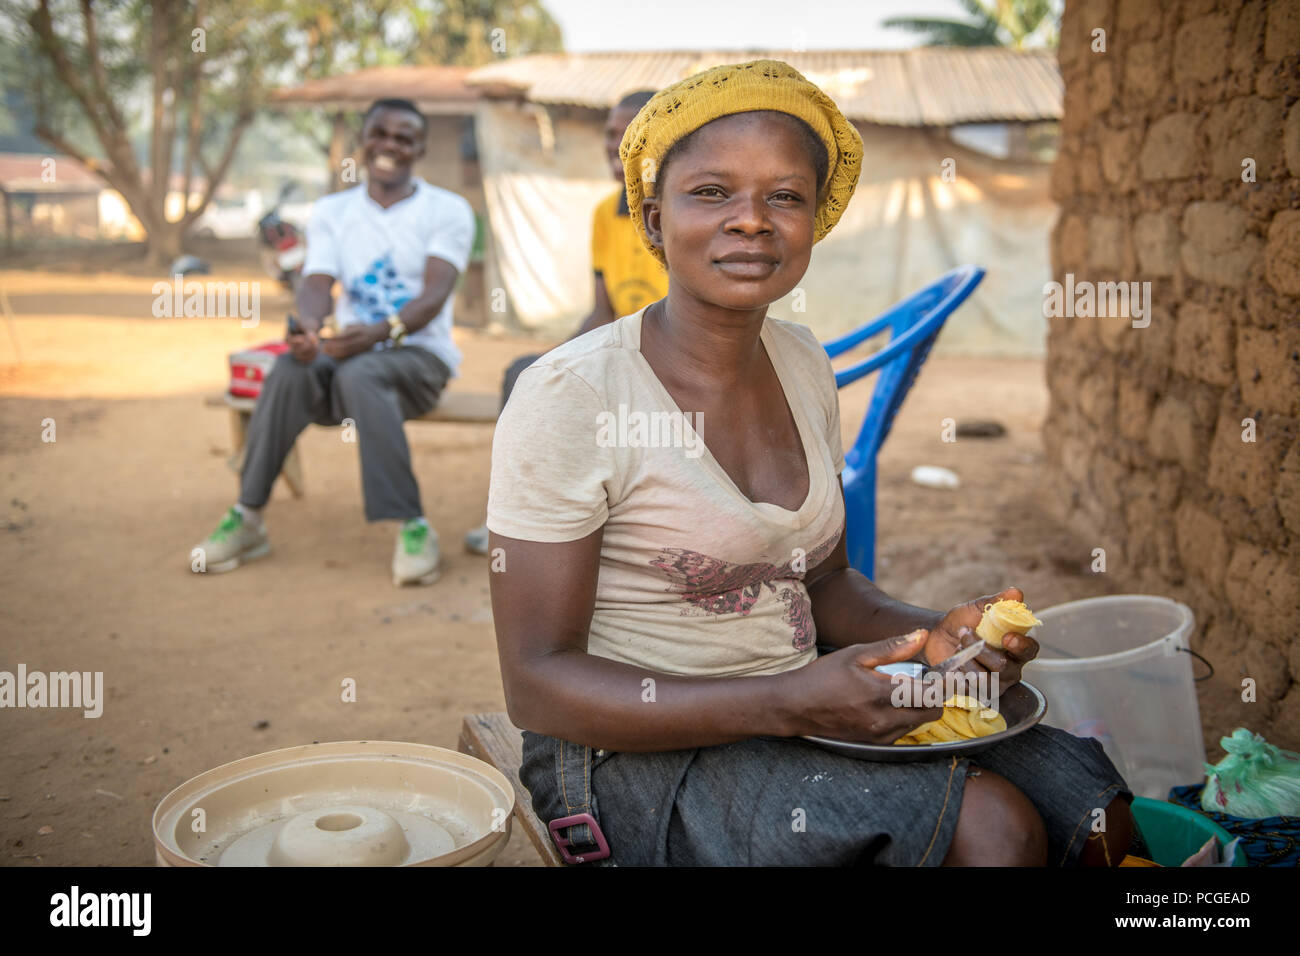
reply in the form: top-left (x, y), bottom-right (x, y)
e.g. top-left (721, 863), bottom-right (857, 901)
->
top-left (207, 390), bottom-right (499, 497)
top-left (458, 712), bottom-right (564, 867)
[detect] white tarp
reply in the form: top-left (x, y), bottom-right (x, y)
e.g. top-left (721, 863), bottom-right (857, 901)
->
top-left (476, 101), bottom-right (1055, 356)
top-left (475, 100), bottom-right (611, 332)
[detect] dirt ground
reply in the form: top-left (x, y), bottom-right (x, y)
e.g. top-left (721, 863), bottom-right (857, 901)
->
top-left (0, 252), bottom-right (1225, 867)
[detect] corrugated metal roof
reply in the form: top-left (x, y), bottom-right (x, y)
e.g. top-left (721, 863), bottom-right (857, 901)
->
top-left (270, 65), bottom-right (481, 113)
top-left (466, 49), bottom-right (1061, 126)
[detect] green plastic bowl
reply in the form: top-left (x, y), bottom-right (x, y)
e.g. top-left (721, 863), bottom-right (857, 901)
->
top-left (1130, 796), bottom-right (1247, 867)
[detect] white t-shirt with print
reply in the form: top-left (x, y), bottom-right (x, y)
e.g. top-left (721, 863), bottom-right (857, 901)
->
top-left (487, 306), bottom-right (847, 679)
top-left (302, 177), bottom-right (475, 377)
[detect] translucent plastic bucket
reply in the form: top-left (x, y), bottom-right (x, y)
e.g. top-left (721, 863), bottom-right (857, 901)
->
top-left (1023, 595), bottom-right (1205, 800)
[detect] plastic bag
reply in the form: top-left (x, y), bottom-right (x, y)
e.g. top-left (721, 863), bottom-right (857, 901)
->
top-left (1201, 728), bottom-right (1300, 819)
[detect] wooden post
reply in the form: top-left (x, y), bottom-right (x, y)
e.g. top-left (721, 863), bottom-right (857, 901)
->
top-left (327, 111), bottom-right (351, 193)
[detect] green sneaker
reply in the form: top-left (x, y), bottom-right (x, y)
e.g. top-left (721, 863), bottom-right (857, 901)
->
top-left (193, 506), bottom-right (270, 573)
top-left (393, 518), bottom-right (439, 586)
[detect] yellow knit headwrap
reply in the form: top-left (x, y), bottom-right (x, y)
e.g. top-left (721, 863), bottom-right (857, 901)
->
top-left (619, 59), bottom-right (863, 266)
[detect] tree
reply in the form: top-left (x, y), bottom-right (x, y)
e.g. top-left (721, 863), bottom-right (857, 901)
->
top-left (5, 0), bottom-right (563, 261)
top-left (882, 0), bottom-right (1061, 49)
top-left (10, 0), bottom-right (300, 264)
top-left (407, 0), bottom-right (563, 65)
top-left (285, 0), bottom-right (561, 76)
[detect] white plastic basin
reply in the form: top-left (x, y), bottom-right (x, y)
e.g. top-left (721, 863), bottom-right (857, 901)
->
top-left (153, 741), bottom-right (515, 867)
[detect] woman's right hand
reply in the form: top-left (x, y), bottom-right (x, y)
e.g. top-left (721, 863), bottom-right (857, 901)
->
top-left (779, 630), bottom-right (942, 743)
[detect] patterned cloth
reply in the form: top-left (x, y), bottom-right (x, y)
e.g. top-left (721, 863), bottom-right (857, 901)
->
top-left (1169, 784), bottom-right (1300, 867)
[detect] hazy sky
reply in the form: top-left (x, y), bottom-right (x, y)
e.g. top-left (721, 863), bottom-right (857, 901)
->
top-left (542, 0), bottom-right (975, 52)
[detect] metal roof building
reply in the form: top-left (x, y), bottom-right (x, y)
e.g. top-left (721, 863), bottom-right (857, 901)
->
top-left (269, 65), bottom-right (481, 114)
top-left (466, 49), bottom-right (1062, 126)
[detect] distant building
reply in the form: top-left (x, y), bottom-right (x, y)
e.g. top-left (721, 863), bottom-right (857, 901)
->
top-left (0, 153), bottom-right (105, 249)
top-left (0, 153), bottom-right (214, 249)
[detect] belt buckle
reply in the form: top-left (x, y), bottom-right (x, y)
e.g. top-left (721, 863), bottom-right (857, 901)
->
top-left (548, 812), bottom-right (611, 864)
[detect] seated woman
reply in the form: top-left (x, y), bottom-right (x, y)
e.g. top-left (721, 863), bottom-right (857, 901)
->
top-left (486, 60), bottom-right (1133, 866)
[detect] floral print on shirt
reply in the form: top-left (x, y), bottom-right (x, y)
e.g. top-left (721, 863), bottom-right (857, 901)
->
top-left (649, 528), bottom-right (842, 651)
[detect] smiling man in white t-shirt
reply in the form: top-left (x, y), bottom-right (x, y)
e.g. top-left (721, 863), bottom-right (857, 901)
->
top-left (192, 98), bottom-right (476, 586)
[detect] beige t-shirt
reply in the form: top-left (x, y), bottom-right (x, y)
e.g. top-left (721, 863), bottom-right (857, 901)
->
top-left (487, 306), bottom-right (846, 678)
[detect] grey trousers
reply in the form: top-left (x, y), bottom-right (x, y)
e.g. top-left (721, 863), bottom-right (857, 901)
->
top-left (239, 345), bottom-right (450, 521)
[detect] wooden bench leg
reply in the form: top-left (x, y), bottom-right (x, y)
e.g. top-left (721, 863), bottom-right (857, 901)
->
top-left (227, 406), bottom-right (306, 498)
top-left (226, 408), bottom-right (249, 475)
top-left (459, 713), bottom-right (565, 867)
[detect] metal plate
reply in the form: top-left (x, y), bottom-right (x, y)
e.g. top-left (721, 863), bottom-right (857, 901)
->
top-left (802, 680), bottom-right (1048, 762)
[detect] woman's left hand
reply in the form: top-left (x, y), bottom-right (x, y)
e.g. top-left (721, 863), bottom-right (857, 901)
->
top-left (919, 586), bottom-right (1040, 690)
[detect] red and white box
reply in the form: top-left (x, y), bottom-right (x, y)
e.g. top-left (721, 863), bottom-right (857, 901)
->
top-left (228, 341), bottom-right (289, 401)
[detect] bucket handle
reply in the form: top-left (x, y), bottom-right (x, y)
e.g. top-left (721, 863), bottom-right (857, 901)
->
top-left (1178, 646), bottom-right (1214, 682)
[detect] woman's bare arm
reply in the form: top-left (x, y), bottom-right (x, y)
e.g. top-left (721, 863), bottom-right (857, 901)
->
top-left (489, 528), bottom-right (805, 751)
top-left (490, 524), bottom-right (940, 748)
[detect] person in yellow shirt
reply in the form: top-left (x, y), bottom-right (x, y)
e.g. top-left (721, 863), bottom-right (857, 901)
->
top-left (465, 90), bottom-right (666, 555)
top-left (581, 188), bottom-right (666, 321)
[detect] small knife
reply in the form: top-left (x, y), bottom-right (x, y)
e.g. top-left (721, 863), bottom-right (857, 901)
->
top-left (922, 639), bottom-right (987, 678)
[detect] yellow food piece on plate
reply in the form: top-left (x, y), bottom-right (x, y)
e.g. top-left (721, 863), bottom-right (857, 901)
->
top-left (894, 694), bottom-right (1010, 746)
top-left (940, 706), bottom-right (975, 737)
top-left (968, 709), bottom-right (1008, 735)
top-left (974, 599), bottom-right (1042, 649)
top-left (920, 719), bottom-right (963, 742)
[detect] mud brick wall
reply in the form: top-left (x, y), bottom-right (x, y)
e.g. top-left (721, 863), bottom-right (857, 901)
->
top-left (1044, 0), bottom-right (1300, 749)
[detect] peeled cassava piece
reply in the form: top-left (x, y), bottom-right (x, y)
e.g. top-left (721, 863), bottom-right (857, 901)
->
top-left (892, 598), bottom-right (1040, 747)
top-left (975, 599), bottom-right (1042, 649)
top-left (894, 695), bottom-right (1007, 746)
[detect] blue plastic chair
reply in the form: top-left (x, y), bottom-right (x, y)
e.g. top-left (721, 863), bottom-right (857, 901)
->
top-left (821, 265), bottom-right (986, 579)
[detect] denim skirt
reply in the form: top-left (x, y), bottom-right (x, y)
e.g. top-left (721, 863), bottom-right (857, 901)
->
top-left (520, 724), bottom-right (1131, 866)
